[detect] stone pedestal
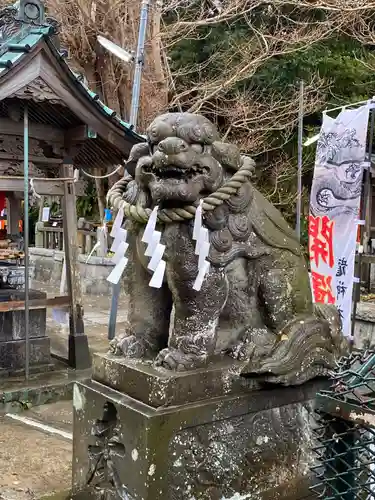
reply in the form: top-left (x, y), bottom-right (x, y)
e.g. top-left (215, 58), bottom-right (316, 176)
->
top-left (72, 353), bottom-right (324, 500)
top-left (0, 289), bottom-right (52, 376)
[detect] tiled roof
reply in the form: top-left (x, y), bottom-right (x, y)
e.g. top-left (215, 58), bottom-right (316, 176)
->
top-left (0, 0), bottom-right (144, 142)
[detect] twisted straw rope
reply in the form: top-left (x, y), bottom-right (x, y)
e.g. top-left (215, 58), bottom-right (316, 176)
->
top-left (107, 156), bottom-right (255, 224)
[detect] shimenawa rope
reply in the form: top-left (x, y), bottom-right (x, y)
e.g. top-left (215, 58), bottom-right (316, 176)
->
top-left (106, 155), bottom-right (255, 224)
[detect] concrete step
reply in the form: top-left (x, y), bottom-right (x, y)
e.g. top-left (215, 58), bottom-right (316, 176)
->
top-left (6, 411), bottom-right (72, 441)
top-left (0, 362), bottom-right (90, 414)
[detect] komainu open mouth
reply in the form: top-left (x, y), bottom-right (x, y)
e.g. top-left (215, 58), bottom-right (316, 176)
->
top-left (143, 164), bottom-right (207, 179)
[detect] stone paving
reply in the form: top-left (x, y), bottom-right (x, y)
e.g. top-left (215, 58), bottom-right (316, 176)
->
top-left (0, 402), bottom-right (73, 500)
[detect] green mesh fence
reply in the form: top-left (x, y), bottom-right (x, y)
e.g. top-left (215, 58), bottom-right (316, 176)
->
top-left (311, 350), bottom-right (375, 499)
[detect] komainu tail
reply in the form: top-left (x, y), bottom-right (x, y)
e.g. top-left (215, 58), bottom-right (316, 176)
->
top-left (246, 305), bottom-right (349, 386)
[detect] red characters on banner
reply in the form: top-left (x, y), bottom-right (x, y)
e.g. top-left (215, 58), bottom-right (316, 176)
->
top-left (309, 215), bottom-right (335, 268)
top-left (311, 271), bottom-right (336, 304)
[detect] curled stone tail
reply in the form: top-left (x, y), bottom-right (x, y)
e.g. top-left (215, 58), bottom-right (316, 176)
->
top-left (246, 309), bottom-right (349, 386)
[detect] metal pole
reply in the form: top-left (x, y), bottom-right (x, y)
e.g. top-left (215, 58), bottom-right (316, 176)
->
top-left (23, 103), bottom-right (30, 380)
top-left (129, 0), bottom-right (150, 130)
top-left (108, 281), bottom-right (120, 341)
top-left (108, 0), bottom-right (150, 341)
top-left (296, 80), bottom-right (304, 242)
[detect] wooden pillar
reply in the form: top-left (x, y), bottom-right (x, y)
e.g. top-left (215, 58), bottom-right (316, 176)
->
top-left (77, 217), bottom-right (85, 254)
top-left (61, 159), bottom-right (91, 370)
top-left (94, 167), bottom-right (106, 222)
top-left (7, 193), bottom-right (21, 235)
top-left (38, 196), bottom-right (45, 222)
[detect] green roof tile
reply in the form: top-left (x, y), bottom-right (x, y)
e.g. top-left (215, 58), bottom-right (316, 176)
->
top-left (0, 49), bottom-right (24, 67)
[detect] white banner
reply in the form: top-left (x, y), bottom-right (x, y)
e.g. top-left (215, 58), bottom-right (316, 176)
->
top-left (309, 104), bottom-right (370, 337)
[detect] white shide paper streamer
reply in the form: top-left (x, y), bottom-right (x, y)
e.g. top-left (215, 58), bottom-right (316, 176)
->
top-left (142, 206), bottom-right (159, 244)
top-left (193, 200), bottom-right (203, 240)
top-left (193, 224), bottom-right (211, 290)
top-left (193, 260), bottom-right (210, 291)
top-left (112, 241), bottom-right (129, 264)
top-left (107, 221), bottom-right (129, 284)
top-left (195, 227), bottom-right (209, 255)
top-left (110, 207), bottom-right (124, 238)
top-left (139, 206), bottom-right (167, 288)
top-left (145, 231), bottom-right (161, 257)
top-left (107, 256), bottom-right (128, 284)
top-left (198, 240), bottom-right (210, 270)
top-left (148, 243), bottom-right (166, 272)
top-left (110, 228), bottom-right (127, 252)
top-left (149, 259), bottom-right (166, 288)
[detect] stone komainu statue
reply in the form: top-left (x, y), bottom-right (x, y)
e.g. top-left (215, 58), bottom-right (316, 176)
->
top-left (108, 112), bottom-right (348, 385)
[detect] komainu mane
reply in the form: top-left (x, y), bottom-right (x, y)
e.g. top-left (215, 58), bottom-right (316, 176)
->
top-left (108, 112), bottom-right (348, 385)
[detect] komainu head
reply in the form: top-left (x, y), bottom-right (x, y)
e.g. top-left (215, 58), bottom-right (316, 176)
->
top-left (126, 113), bottom-right (250, 205)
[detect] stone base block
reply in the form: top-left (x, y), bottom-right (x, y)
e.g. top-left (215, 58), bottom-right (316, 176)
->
top-left (92, 352), bottom-right (261, 408)
top-left (0, 337), bottom-right (52, 375)
top-left (68, 334), bottom-right (91, 370)
top-left (0, 289), bottom-right (47, 342)
top-left (72, 355), bottom-right (326, 500)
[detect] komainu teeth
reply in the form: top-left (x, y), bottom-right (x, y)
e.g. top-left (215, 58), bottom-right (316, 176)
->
top-left (146, 163), bottom-right (205, 179)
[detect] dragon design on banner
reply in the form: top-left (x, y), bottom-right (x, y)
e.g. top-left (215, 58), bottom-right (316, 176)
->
top-left (311, 125), bottom-right (365, 224)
